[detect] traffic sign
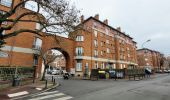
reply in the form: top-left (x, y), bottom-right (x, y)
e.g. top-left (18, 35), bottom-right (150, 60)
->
top-left (0, 51), bottom-right (8, 58)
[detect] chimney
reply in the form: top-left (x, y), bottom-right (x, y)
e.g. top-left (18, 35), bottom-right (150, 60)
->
top-left (94, 14), bottom-right (99, 20)
top-left (104, 19), bottom-right (108, 25)
top-left (117, 27), bottom-right (121, 32)
top-left (80, 15), bottom-right (84, 23)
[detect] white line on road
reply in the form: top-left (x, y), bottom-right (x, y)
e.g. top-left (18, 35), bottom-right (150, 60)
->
top-left (53, 96), bottom-right (73, 100)
top-left (8, 91), bottom-right (29, 98)
top-left (29, 93), bottom-right (65, 100)
top-left (35, 91), bottom-right (59, 96)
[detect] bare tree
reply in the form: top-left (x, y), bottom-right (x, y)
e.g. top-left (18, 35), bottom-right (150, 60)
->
top-left (167, 56), bottom-right (170, 69)
top-left (0, 0), bottom-right (79, 47)
top-left (40, 49), bottom-right (58, 81)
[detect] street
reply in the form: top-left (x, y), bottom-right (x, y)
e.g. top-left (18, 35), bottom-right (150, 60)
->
top-left (17, 74), bottom-right (170, 100)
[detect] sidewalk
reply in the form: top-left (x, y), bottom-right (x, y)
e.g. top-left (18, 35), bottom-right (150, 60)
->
top-left (0, 80), bottom-right (59, 100)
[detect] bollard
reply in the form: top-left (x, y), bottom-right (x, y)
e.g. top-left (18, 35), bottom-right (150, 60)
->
top-left (45, 80), bottom-right (48, 88)
top-left (53, 78), bottom-right (55, 85)
top-left (52, 76), bottom-right (54, 82)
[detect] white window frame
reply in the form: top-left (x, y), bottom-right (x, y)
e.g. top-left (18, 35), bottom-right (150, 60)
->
top-left (94, 50), bottom-right (98, 57)
top-left (76, 60), bottom-right (82, 71)
top-left (106, 40), bottom-right (109, 44)
top-left (94, 30), bottom-right (98, 37)
top-left (101, 51), bottom-right (103, 56)
top-left (34, 37), bottom-right (42, 49)
top-left (76, 36), bottom-right (84, 41)
top-left (107, 48), bottom-right (110, 53)
top-left (76, 47), bottom-right (83, 56)
top-left (94, 62), bottom-right (98, 69)
top-left (94, 40), bottom-right (98, 47)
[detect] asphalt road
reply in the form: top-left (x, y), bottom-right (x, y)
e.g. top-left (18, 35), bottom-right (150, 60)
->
top-left (21, 74), bottom-right (170, 100)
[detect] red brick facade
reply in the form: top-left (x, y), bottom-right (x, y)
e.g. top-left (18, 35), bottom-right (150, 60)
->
top-left (137, 48), bottom-right (161, 70)
top-left (0, 1), bottom-right (137, 77)
top-left (70, 15), bottom-right (137, 76)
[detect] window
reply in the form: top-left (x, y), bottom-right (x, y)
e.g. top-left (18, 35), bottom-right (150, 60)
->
top-left (33, 38), bottom-right (42, 50)
top-left (0, 10), bottom-right (6, 14)
top-left (94, 61), bottom-right (98, 69)
top-left (120, 54), bottom-right (124, 60)
top-left (36, 23), bottom-right (46, 32)
top-left (113, 64), bottom-right (116, 69)
top-left (94, 40), bottom-right (98, 47)
top-left (101, 51), bottom-right (103, 56)
top-left (106, 40), bottom-right (109, 44)
top-left (101, 62), bottom-right (105, 69)
top-left (107, 48), bottom-right (110, 53)
top-left (100, 32), bottom-right (104, 37)
top-left (1, 30), bottom-right (5, 35)
top-left (120, 64), bottom-right (123, 69)
top-left (76, 47), bottom-right (83, 56)
top-left (33, 55), bottom-right (38, 66)
top-left (94, 50), bottom-right (98, 57)
top-left (123, 64), bottom-right (126, 68)
top-left (0, 0), bottom-right (12, 7)
top-left (76, 60), bottom-right (82, 71)
top-left (76, 36), bottom-right (84, 41)
top-left (101, 41), bottom-right (103, 47)
top-left (105, 28), bottom-right (109, 35)
top-left (36, 23), bottom-right (41, 30)
top-left (94, 30), bottom-right (98, 37)
top-left (128, 54), bottom-right (130, 57)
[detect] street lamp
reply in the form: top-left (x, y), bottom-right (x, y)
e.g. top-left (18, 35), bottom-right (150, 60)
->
top-left (142, 39), bottom-right (151, 48)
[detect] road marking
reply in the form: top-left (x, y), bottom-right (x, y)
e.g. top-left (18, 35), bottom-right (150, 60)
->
top-left (53, 96), bottom-right (73, 100)
top-left (36, 88), bottom-right (42, 90)
top-left (29, 93), bottom-right (65, 100)
top-left (8, 91), bottom-right (29, 98)
top-left (35, 91), bottom-right (59, 96)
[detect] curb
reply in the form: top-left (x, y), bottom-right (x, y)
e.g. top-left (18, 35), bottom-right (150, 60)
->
top-left (11, 82), bottom-right (60, 100)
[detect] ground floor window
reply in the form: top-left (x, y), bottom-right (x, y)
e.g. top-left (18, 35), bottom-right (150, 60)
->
top-left (94, 61), bottom-right (98, 69)
top-left (33, 55), bottom-right (38, 66)
top-left (120, 64), bottom-right (123, 69)
top-left (76, 60), bottom-right (82, 71)
top-left (101, 62), bottom-right (105, 69)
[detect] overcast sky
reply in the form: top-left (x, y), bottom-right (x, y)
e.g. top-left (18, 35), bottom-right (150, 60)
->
top-left (71, 0), bottom-right (170, 56)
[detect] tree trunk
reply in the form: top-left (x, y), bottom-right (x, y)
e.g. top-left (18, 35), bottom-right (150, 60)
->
top-left (41, 59), bottom-right (47, 81)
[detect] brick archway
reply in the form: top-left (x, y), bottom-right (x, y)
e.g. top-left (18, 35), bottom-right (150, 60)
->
top-left (42, 35), bottom-right (75, 72)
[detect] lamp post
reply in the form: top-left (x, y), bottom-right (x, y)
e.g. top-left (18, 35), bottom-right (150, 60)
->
top-left (142, 39), bottom-right (151, 49)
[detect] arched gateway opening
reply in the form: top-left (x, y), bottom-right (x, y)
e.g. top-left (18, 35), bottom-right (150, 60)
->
top-left (39, 35), bottom-right (75, 77)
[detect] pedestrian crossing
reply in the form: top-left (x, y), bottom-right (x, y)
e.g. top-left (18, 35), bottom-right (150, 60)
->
top-left (28, 90), bottom-right (73, 100)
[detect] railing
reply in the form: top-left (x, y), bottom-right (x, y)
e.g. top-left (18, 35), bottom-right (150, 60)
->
top-left (0, 66), bottom-right (34, 81)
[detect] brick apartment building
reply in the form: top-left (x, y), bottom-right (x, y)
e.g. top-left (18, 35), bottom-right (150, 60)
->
top-left (0, 0), bottom-right (137, 77)
top-left (70, 15), bottom-right (137, 76)
top-left (0, 0), bottom-right (44, 77)
top-left (49, 54), bottom-right (66, 70)
top-left (137, 48), bottom-right (161, 70)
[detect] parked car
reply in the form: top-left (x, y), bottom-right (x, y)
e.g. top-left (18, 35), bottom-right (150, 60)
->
top-left (51, 69), bottom-right (60, 75)
top-left (163, 69), bottom-right (170, 73)
top-left (47, 69), bottom-right (52, 74)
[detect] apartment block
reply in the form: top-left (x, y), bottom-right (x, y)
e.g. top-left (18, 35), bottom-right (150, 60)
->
top-left (0, 0), bottom-right (138, 77)
top-left (137, 48), bottom-right (161, 70)
top-left (0, 0), bottom-right (44, 77)
top-left (70, 15), bottom-right (137, 76)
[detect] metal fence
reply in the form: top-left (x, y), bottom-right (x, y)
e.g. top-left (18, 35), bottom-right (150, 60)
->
top-left (0, 66), bottom-right (34, 81)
